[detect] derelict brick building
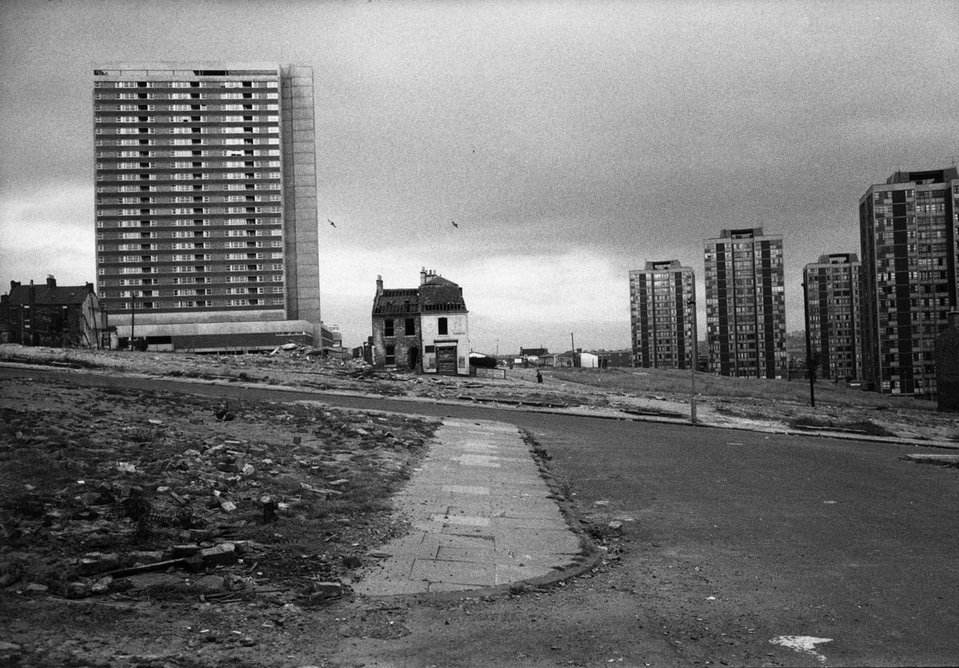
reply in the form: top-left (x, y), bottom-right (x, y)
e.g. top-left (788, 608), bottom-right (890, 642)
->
top-left (371, 269), bottom-right (470, 375)
top-left (0, 276), bottom-right (107, 348)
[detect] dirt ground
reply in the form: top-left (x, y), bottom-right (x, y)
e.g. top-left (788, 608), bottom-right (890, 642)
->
top-left (1, 345), bottom-right (956, 667)
top-left (0, 372), bottom-right (439, 667)
top-left (2, 344), bottom-right (955, 444)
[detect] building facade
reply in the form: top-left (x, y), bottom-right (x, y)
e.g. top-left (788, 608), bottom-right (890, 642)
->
top-left (555, 350), bottom-right (599, 368)
top-left (858, 168), bottom-right (959, 398)
top-left (704, 228), bottom-right (786, 378)
top-left (802, 253), bottom-right (862, 382)
top-left (629, 260), bottom-right (696, 369)
top-left (371, 269), bottom-right (470, 376)
top-left (935, 312), bottom-right (959, 411)
top-left (93, 62), bottom-right (322, 352)
top-left (593, 349), bottom-right (634, 368)
top-left (0, 277), bottom-right (108, 348)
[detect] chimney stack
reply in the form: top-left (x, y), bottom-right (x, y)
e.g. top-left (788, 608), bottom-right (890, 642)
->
top-left (46, 275), bottom-right (56, 288)
top-left (375, 275), bottom-right (383, 297)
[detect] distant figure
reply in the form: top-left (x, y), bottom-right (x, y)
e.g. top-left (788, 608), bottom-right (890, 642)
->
top-left (536, 370), bottom-right (543, 384)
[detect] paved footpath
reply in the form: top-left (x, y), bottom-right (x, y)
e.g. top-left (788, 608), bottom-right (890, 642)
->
top-left (353, 417), bottom-right (583, 595)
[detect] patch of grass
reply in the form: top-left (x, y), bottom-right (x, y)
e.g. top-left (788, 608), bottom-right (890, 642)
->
top-left (789, 415), bottom-right (897, 437)
top-left (553, 366), bottom-right (935, 411)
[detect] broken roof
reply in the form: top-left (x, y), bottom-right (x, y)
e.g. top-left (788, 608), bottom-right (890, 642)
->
top-left (372, 275), bottom-right (467, 316)
top-left (4, 281), bottom-right (95, 306)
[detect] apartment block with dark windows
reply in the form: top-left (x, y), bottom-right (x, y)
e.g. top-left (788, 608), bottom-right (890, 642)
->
top-left (858, 167), bottom-right (959, 398)
top-left (628, 260), bottom-right (696, 369)
top-left (93, 62), bottom-right (322, 352)
top-left (704, 227), bottom-right (786, 379)
top-left (803, 253), bottom-right (862, 383)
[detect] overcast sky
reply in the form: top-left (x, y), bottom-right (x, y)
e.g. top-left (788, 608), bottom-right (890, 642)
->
top-left (1, 1), bottom-right (957, 354)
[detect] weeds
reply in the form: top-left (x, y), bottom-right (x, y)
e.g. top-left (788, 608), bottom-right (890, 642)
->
top-left (788, 415), bottom-right (897, 436)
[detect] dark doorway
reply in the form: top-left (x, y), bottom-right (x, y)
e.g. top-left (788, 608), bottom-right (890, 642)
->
top-left (408, 346), bottom-right (420, 372)
top-left (436, 345), bottom-right (457, 375)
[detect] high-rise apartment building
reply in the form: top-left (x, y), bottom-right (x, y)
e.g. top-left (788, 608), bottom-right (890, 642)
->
top-left (628, 261), bottom-right (696, 369)
top-left (93, 62), bottom-right (321, 352)
top-left (858, 168), bottom-right (959, 397)
top-left (802, 253), bottom-right (862, 382)
top-left (704, 228), bottom-right (786, 378)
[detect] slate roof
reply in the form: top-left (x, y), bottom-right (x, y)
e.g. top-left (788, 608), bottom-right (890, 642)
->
top-left (372, 288), bottom-right (419, 316)
top-left (419, 277), bottom-right (466, 313)
top-left (372, 276), bottom-right (467, 316)
top-left (4, 282), bottom-right (95, 306)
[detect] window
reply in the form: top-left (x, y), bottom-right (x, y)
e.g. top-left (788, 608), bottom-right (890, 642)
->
top-left (384, 319), bottom-right (394, 337)
top-left (385, 345), bottom-right (395, 366)
top-left (438, 317), bottom-right (448, 335)
top-left (405, 318), bottom-right (415, 335)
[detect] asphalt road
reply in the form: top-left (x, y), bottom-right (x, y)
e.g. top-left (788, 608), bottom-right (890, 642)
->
top-left (4, 364), bottom-right (958, 666)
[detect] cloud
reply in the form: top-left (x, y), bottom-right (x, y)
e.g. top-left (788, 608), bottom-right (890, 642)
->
top-left (0, 183), bottom-right (94, 290)
top-left (319, 245), bottom-right (631, 351)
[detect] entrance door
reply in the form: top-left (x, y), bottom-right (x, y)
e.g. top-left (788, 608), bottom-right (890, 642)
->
top-left (436, 345), bottom-right (457, 375)
top-left (408, 346), bottom-right (420, 372)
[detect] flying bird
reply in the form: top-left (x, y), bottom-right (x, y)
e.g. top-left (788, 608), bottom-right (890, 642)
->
top-left (328, 219), bottom-right (336, 228)
top-left (451, 221), bottom-right (458, 229)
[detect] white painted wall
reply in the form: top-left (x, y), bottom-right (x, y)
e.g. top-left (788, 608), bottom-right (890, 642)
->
top-left (420, 312), bottom-right (470, 375)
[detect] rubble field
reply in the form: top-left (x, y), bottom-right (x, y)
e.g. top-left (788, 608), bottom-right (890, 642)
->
top-left (0, 345), bottom-right (956, 665)
top-left (0, 374), bottom-right (436, 667)
top-left (2, 343), bottom-right (955, 444)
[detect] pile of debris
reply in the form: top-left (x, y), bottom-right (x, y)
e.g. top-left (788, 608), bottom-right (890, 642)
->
top-left (0, 377), bottom-right (435, 607)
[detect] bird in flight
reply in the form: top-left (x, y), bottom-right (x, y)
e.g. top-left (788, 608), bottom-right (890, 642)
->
top-left (328, 219), bottom-right (336, 228)
top-left (451, 220), bottom-right (458, 229)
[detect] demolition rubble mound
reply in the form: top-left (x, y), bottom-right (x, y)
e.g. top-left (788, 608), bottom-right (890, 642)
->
top-left (0, 376), bottom-right (435, 609)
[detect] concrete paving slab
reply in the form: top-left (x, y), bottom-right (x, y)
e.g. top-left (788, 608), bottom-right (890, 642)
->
top-left (410, 558), bottom-right (496, 587)
top-left (353, 417), bottom-right (584, 596)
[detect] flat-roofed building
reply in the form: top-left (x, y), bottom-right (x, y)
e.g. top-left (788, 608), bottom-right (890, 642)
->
top-left (629, 260), bottom-right (696, 369)
top-left (93, 62), bottom-right (321, 352)
top-left (704, 227), bottom-right (786, 378)
top-left (803, 253), bottom-right (862, 382)
top-left (859, 167), bottom-right (959, 397)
